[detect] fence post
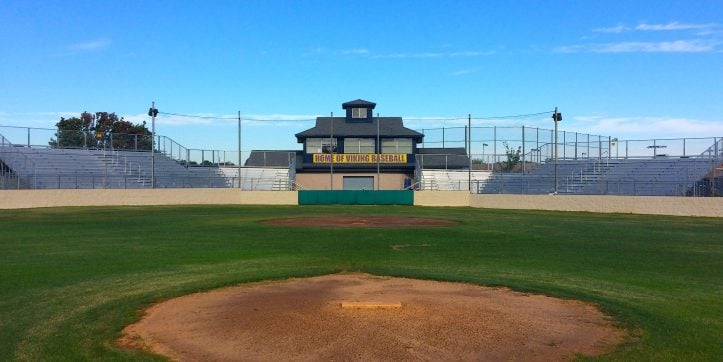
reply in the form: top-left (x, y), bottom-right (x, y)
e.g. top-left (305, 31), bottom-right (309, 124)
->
top-left (493, 126), bottom-right (497, 164)
top-left (683, 138), bottom-right (686, 158)
top-left (522, 125), bottom-right (526, 175)
top-left (587, 134), bottom-right (590, 159)
top-left (625, 141), bottom-right (628, 159)
top-left (715, 137), bottom-right (719, 159)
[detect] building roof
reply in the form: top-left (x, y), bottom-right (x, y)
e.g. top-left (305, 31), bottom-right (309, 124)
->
top-left (295, 117), bottom-right (424, 141)
top-left (342, 99), bottom-right (376, 109)
top-left (417, 147), bottom-right (468, 155)
top-left (244, 150), bottom-right (300, 167)
top-left (417, 147), bottom-right (470, 169)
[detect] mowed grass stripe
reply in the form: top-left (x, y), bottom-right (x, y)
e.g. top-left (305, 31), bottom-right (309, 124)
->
top-left (0, 205), bottom-right (721, 361)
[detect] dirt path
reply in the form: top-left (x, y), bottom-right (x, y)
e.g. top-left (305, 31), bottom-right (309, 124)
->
top-left (119, 273), bottom-right (624, 361)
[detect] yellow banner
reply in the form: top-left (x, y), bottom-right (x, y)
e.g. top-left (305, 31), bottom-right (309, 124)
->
top-left (312, 154), bottom-right (407, 164)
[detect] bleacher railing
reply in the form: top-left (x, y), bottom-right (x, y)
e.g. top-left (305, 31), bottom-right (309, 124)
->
top-left (418, 124), bottom-right (721, 171)
top-left (0, 132), bottom-right (38, 189)
top-left (0, 175), bottom-right (277, 190)
top-left (473, 176), bottom-right (718, 197)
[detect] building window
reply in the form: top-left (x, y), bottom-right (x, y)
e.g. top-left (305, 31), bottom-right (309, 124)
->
top-left (381, 138), bottom-right (413, 154)
top-left (344, 138), bottom-right (375, 153)
top-left (306, 138), bottom-right (337, 154)
top-left (351, 108), bottom-right (367, 118)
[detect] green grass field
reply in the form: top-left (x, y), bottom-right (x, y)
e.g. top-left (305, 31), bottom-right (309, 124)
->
top-left (0, 205), bottom-right (721, 361)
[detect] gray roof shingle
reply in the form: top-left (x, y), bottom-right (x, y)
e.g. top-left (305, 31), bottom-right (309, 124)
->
top-left (417, 147), bottom-right (467, 155)
top-left (295, 117), bottom-right (423, 141)
top-left (244, 150), bottom-right (299, 167)
top-left (417, 147), bottom-right (470, 169)
top-left (342, 99), bottom-right (376, 109)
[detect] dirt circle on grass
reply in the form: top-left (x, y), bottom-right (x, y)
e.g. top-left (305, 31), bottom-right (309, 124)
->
top-left (262, 216), bottom-right (459, 228)
top-left (118, 273), bottom-right (624, 361)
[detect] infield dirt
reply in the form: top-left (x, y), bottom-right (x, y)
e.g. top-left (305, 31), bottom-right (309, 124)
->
top-left (119, 273), bottom-right (624, 361)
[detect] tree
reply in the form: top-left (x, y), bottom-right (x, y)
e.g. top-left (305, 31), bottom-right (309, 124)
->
top-left (49, 112), bottom-right (152, 150)
top-left (499, 141), bottom-right (522, 171)
top-left (48, 116), bottom-right (86, 148)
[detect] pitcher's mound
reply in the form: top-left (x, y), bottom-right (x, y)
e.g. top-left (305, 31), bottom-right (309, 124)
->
top-left (118, 273), bottom-right (624, 361)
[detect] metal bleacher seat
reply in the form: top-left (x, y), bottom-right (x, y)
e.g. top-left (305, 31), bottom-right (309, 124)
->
top-left (219, 167), bottom-right (291, 190)
top-left (420, 170), bottom-right (492, 191)
top-left (478, 157), bottom-right (717, 196)
top-left (0, 147), bottom-right (229, 189)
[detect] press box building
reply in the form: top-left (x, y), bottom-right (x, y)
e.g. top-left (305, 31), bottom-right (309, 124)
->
top-left (244, 99), bottom-right (470, 190)
top-left (294, 99), bottom-right (423, 190)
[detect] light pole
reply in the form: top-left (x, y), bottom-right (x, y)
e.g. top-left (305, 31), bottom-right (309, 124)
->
top-left (329, 112), bottom-right (334, 190)
top-left (552, 108), bottom-right (562, 194)
top-left (147, 103), bottom-right (159, 188)
top-left (468, 114), bottom-right (471, 192)
top-left (238, 110), bottom-right (242, 189)
top-left (482, 143), bottom-right (488, 170)
top-left (376, 113), bottom-right (380, 190)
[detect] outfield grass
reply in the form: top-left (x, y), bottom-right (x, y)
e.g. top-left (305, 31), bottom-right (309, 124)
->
top-left (0, 205), bottom-right (721, 361)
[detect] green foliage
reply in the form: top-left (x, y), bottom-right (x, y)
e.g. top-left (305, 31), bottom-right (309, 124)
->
top-left (0, 205), bottom-right (721, 360)
top-left (48, 117), bottom-right (86, 148)
top-left (497, 141), bottom-right (522, 171)
top-left (49, 112), bottom-right (152, 150)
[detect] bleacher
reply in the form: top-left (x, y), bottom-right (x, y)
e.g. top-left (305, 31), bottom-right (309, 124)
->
top-left (2, 130), bottom-right (720, 194)
top-left (476, 160), bottom-right (591, 194)
top-left (583, 158), bottom-right (716, 196)
top-left (0, 145), bottom-right (228, 189)
top-left (478, 157), bottom-right (718, 196)
top-left (1, 147), bottom-right (121, 188)
top-left (114, 151), bottom-right (228, 188)
top-left (219, 167), bottom-right (291, 190)
top-left (420, 170), bottom-right (492, 191)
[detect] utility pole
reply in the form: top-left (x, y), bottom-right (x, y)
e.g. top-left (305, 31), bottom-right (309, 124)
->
top-left (329, 112), bottom-right (334, 190)
top-left (552, 107), bottom-right (562, 194)
top-left (468, 114), bottom-right (472, 192)
top-left (148, 102), bottom-right (158, 189)
top-left (376, 112), bottom-right (380, 190)
top-left (238, 110), bottom-right (242, 189)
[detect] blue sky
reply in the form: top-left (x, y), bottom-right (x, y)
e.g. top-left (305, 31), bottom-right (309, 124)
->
top-left (1, 0), bottom-right (722, 152)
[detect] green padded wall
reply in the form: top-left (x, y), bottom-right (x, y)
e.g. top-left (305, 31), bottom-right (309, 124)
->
top-left (298, 190), bottom-right (414, 205)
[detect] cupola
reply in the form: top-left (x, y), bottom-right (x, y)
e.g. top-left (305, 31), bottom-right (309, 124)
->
top-left (341, 99), bottom-right (376, 123)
